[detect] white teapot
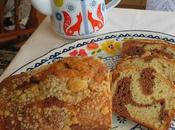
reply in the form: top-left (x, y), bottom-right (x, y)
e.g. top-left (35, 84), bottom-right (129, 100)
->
top-left (31, 0), bottom-right (121, 39)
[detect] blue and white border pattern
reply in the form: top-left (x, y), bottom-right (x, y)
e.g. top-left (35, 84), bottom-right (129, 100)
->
top-left (11, 30), bottom-right (175, 76)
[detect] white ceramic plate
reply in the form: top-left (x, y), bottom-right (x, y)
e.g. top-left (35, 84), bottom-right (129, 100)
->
top-left (11, 30), bottom-right (175, 130)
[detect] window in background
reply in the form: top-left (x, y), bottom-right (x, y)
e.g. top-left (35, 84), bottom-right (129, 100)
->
top-left (146, 0), bottom-right (175, 11)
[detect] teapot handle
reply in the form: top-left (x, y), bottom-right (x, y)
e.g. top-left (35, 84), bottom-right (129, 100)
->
top-left (106, 0), bottom-right (121, 10)
top-left (31, 0), bottom-right (52, 16)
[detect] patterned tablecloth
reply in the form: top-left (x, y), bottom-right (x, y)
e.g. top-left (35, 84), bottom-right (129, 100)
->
top-left (146, 0), bottom-right (175, 11)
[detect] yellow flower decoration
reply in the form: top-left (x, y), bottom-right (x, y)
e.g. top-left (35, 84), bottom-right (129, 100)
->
top-left (101, 40), bottom-right (121, 56)
top-left (54, 0), bottom-right (64, 7)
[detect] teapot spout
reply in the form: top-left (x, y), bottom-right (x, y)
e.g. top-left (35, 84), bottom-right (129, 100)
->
top-left (31, 0), bottom-right (52, 16)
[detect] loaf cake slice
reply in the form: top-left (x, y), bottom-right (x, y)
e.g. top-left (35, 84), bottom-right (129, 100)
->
top-left (122, 39), bottom-right (175, 59)
top-left (116, 55), bottom-right (175, 83)
top-left (112, 67), bottom-right (175, 130)
top-left (0, 57), bottom-right (112, 130)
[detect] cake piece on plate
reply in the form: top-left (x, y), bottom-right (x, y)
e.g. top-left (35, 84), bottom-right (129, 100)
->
top-left (0, 57), bottom-right (112, 130)
top-left (122, 39), bottom-right (175, 59)
top-left (116, 55), bottom-right (175, 83)
top-left (112, 67), bottom-right (175, 130)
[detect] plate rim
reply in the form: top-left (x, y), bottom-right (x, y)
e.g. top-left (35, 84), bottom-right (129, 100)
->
top-left (11, 29), bottom-right (175, 75)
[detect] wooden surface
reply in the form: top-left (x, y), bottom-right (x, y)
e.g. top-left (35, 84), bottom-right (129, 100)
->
top-left (106, 0), bottom-right (147, 9)
top-left (0, 5), bottom-right (4, 33)
top-left (118, 0), bottom-right (147, 9)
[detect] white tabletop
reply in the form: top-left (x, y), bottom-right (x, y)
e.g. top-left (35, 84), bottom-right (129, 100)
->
top-left (1, 8), bottom-right (175, 81)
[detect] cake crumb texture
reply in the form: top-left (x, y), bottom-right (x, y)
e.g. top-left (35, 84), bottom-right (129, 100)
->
top-left (122, 39), bottom-right (175, 59)
top-left (0, 57), bottom-right (112, 130)
top-left (112, 39), bottom-right (175, 130)
top-left (112, 68), bottom-right (175, 130)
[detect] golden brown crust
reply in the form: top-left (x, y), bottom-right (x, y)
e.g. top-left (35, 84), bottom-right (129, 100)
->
top-left (112, 67), bottom-right (175, 130)
top-left (122, 39), bottom-right (175, 59)
top-left (0, 57), bottom-right (112, 130)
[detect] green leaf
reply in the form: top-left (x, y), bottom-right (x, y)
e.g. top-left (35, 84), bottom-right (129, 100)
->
top-left (97, 49), bottom-right (101, 53)
top-left (98, 56), bottom-right (103, 59)
top-left (91, 51), bottom-right (95, 55)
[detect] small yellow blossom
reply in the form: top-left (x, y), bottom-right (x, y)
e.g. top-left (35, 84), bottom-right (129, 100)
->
top-left (101, 40), bottom-right (121, 56)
